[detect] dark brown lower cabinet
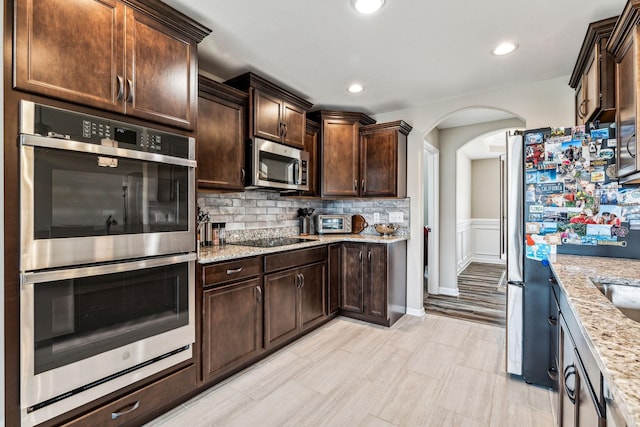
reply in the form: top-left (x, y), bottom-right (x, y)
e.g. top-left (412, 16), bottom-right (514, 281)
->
top-left (341, 241), bottom-right (406, 326)
top-left (264, 262), bottom-right (326, 349)
top-left (202, 277), bottom-right (263, 382)
top-left (60, 365), bottom-right (196, 427)
top-left (264, 247), bottom-right (327, 349)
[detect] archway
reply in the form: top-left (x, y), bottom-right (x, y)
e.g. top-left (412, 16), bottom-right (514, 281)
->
top-left (421, 107), bottom-right (525, 299)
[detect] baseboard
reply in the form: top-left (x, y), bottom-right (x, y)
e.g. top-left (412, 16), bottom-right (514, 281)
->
top-left (438, 287), bottom-right (460, 297)
top-left (406, 307), bottom-right (426, 317)
top-left (471, 256), bottom-right (506, 265)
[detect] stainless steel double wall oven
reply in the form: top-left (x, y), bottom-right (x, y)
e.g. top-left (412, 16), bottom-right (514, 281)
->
top-left (19, 101), bottom-right (197, 426)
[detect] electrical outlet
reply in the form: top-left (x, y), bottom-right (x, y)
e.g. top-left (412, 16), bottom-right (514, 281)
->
top-left (373, 212), bottom-right (380, 222)
top-left (389, 212), bottom-right (404, 223)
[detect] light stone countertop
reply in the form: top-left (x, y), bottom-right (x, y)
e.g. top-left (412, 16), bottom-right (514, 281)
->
top-left (197, 234), bottom-right (409, 264)
top-left (551, 254), bottom-right (640, 427)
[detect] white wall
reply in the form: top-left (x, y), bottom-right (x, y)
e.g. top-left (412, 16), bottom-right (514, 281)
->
top-left (374, 76), bottom-right (574, 312)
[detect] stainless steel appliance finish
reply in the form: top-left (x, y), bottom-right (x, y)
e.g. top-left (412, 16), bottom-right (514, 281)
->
top-left (316, 214), bottom-right (352, 234)
top-left (506, 134), bottom-right (524, 376)
top-left (20, 254), bottom-right (196, 427)
top-left (20, 101), bottom-right (196, 271)
top-left (246, 137), bottom-right (309, 191)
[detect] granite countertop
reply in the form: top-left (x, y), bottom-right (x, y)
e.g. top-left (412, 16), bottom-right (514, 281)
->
top-left (551, 254), bottom-right (640, 427)
top-left (198, 234), bottom-right (409, 264)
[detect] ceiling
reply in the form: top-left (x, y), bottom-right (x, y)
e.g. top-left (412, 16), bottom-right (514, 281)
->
top-left (164, 0), bottom-right (626, 121)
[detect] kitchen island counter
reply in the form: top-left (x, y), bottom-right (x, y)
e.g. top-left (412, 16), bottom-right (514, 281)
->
top-left (551, 254), bottom-right (640, 427)
top-left (198, 234), bottom-right (409, 264)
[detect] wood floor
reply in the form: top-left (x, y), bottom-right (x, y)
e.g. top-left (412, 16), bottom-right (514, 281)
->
top-left (424, 263), bottom-right (507, 327)
top-left (146, 314), bottom-right (555, 427)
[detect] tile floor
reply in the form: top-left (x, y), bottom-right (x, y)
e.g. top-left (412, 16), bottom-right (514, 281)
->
top-left (146, 314), bottom-right (556, 427)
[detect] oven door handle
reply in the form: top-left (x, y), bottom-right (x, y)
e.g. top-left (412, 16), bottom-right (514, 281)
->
top-left (21, 253), bottom-right (196, 285)
top-left (20, 134), bottom-right (196, 168)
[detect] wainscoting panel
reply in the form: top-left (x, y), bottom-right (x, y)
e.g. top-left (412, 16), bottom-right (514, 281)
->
top-left (456, 219), bottom-right (504, 274)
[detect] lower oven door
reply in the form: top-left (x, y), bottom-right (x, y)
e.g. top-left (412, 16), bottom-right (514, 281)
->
top-left (20, 253), bottom-right (196, 426)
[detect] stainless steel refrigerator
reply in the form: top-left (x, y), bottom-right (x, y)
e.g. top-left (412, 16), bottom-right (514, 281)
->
top-left (506, 125), bottom-right (639, 388)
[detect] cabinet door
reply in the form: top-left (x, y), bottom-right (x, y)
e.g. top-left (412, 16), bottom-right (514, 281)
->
top-left (366, 244), bottom-right (387, 319)
top-left (321, 120), bottom-right (360, 197)
top-left (300, 263), bottom-right (326, 330)
top-left (14, 0), bottom-right (125, 112)
top-left (560, 317), bottom-right (577, 427)
top-left (341, 243), bottom-right (365, 313)
top-left (125, 8), bottom-right (196, 129)
top-left (264, 269), bottom-right (301, 349)
top-left (328, 243), bottom-right (342, 314)
top-left (202, 278), bottom-right (263, 382)
top-left (198, 95), bottom-right (245, 190)
top-left (254, 90), bottom-right (284, 142)
top-left (616, 28), bottom-right (639, 177)
top-left (583, 44), bottom-right (600, 122)
top-left (282, 102), bottom-right (306, 149)
top-left (361, 130), bottom-right (397, 197)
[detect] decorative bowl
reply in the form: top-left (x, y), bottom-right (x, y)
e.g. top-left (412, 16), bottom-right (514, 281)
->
top-left (374, 223), bottom-right (398, 236)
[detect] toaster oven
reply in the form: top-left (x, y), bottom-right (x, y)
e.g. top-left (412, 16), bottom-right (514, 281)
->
top-left (316, 214), bottom-right (352, 234)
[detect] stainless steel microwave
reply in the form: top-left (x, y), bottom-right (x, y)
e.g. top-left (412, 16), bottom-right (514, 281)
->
top-left (316, 214), bottom-right (352, 234)
top-left (246, 138), bottom-right (309, 191)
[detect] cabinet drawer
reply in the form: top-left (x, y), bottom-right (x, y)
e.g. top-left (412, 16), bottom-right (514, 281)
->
top-left (202, 257), bottom-right (262, 286)
top-left (62, 365), bottom-right (196, 426)
top-left (265, 246), bottom-right (326, 273)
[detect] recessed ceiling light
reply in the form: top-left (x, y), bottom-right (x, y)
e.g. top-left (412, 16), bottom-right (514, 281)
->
top-left (347, 83), bottom-right (364, 93)
top-left (491, 42), bottom-right (518, 56)
top-left (352, 0), bottom-right (385, 14)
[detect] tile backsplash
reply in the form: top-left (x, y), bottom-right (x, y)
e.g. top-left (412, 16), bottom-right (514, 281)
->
top-left (197, 190), bottom-right (410, 241)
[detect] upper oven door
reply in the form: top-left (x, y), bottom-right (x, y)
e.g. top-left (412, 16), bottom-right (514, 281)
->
top-left (20, 134), bottom-right (196, 271)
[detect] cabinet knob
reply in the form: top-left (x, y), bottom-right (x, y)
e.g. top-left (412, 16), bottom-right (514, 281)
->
top-left (548, 315), bottom-right (558, 326)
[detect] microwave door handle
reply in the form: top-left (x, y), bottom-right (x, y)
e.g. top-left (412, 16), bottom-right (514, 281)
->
top-left (293, 160), bottom-right (300, 184)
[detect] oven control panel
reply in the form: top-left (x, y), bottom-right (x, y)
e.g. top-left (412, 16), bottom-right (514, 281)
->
top-left (22, 102), bottom-right (191, 159)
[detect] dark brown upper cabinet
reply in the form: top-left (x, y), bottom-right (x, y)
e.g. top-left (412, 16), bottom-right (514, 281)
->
top-left (14, 0), bottom-right (210, 130)
top-left (225, 72), bottom-right (313, 149)
top-left (197, 76), bottom-right (248, 191)
top-left (608, 2), bottom-right (640, 181)
top-left (309, 110), bottom-right (376, 198)
top-left (310, 111), bottom-right (411, 198)
top-left (569, 16), bottom-right (618, 125)
top-left (360, 121), bottom-right (412, 198)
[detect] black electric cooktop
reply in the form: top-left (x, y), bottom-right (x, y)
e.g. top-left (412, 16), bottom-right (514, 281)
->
top-left (231, 237), bottom-right (313, 248)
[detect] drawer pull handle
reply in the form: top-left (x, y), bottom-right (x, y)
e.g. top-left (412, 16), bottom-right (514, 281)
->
top-left (226, 267), bottom-right (243, 275)
top-left (126, 78), bottom-right (134, 103)
top-left (548, 316), bottom-right (557, 326)
top-left (111, 400), bottom-right (140, 419)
